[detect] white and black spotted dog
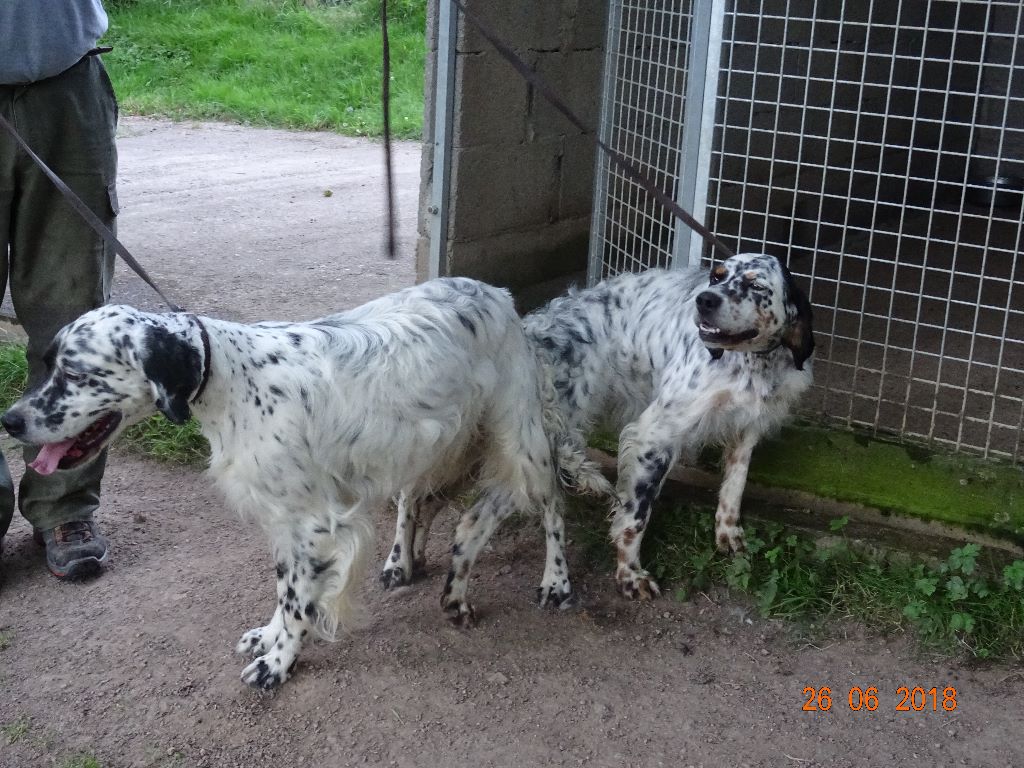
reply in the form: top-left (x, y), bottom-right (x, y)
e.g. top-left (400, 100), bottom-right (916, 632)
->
top-left (1, 278), bottom-right (572, 688)
top-left (385, 254), bottom-right (814, 601)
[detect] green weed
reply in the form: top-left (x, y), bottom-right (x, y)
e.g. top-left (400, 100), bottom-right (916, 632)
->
top-left (59, 755), bottom-right (103, 768)
top-left (569, 498), bottom-right (1024, 660)
top-left (103, 0), bottom-right (427, 137)
top-left (2, 716), bottom-right (30, 745)
top-left (0, 630), bottom-right (13, 651)
top-left (122, 417), bottom-right (210, 466)
top-left (0, 344), bottom-right (28, 412)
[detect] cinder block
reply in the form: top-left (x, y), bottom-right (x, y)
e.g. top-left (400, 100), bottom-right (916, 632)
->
top-left (564, 0), bottom-right (608, 51)
top-left (447, 218), bottom-right (590, 289)
top-left (425, 0), bottom-right (439, 53)
top-left (448, 138), bottom-right (563, 240)
top-left (415, 235), bottom-right (433, 283)
top-left (416, 141), bottom-right (435, 239)
top-left (456, 0), bottom-right (566, 54)
top-left (559, 134), bottom-right (597, 220)
top-left (421, 34), bottom-right (438, 140)
top-left (453, 50), bottom-right (529, 147)
top-left (528, 48), bottom-right (604, 138)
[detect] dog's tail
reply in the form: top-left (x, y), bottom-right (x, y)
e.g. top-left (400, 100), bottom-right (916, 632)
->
top-left (554, 439), bottom-right (614, 497)
top-left (538, 358), bottom-right (615, 499)
top-left (312, 504), bottom-right (375, 642)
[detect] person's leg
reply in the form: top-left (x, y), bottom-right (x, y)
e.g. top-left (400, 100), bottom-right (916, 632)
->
top-left (8, 56), bottom-right (117, 577)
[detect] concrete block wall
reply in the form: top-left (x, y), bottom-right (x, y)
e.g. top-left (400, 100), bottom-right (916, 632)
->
top-left (416, 0), bottom-right (606, 296)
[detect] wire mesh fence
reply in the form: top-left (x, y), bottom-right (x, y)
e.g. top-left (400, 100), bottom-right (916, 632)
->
top-left (589, 1), bottom-right (695, 277)
top-left (589, 0), bottom-right (1024, 463)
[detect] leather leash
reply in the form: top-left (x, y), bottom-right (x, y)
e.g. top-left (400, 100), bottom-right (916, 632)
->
top-left (0, 110), bottom-right (184, 312)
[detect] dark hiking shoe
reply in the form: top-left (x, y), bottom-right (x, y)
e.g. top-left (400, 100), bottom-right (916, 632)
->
top-left (33, 520), bottom-right (108, 580)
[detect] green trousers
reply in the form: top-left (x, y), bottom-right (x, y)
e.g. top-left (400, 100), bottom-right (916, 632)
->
top-left (0, 54), bottom-right (118, 540)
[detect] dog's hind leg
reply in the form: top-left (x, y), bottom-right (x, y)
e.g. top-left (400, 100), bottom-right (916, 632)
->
top-left (537, 496), bottom-right (574, 609)
top-left (411, 494), bottom-right (446, 576)
top-left (382, 492), bottom-right (446, 588)
top-left (440, 489), bottom-right (516, 627)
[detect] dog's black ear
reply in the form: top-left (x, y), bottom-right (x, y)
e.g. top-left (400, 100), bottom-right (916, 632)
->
top-left (142, 325), bottom-right (202, 424)
top-left (779, 261), bottom-right (815, 371)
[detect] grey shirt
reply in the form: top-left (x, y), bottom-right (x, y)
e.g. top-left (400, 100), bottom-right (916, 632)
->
top-left (0, 0), bottom-right (109, 84)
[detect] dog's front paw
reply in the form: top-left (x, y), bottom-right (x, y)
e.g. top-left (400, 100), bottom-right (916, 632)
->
top-left (616, 566), bottom-right (661, 601)
top-left (442, 598), bottom-right (476, 628)
top-left (241, 651), bottom-right (297, 690)
top-left (380, 564), bottom-right (411, 590)
top-left (715, 524), bottom-right (746, 554)
top-left (537, 582), bottom-right (576, 610)
top-left (235, 625), bottom-right (279, 657)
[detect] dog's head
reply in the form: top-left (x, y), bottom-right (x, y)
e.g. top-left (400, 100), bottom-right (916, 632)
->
top-left (694, 253), bottom-right (815, 370)
top-left (0, 305), bottom-right (206, 475)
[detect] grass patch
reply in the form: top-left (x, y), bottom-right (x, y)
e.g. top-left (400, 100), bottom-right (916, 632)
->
top-left (122, 418), bottom-right (210, 466)
top-left (2, 716), bottom-right (30, 745)
top-left (103, 0), bottom-right (426, 137)
top-left (0, 344), bottom-right (28, 411)
top-left (571, 498), bottom-right (1024, 660)
top-left (59, 756), bottom-right (104, 768)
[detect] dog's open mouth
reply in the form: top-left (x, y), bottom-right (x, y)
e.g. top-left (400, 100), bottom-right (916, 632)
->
top-left (28, 413), bottom-right (123, 475)
top-left (698, 322), bottom-right (759, 346)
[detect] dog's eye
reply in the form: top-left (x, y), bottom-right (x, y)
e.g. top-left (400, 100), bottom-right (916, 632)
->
top-left (63, 369), bottom-right (86, 383)
top-left (709, 267), bottom-right (728, 285)
top-left (750, 281), bottom-right (769, 292)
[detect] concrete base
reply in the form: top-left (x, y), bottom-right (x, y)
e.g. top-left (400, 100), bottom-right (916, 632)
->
top-left (588, 449), bottom-right (1024, 561)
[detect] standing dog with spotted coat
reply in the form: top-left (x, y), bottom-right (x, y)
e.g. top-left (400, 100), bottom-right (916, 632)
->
top-left (1, 278), bottom-right (572, 687)
top-left (384, 254), bottom-right (814, 601)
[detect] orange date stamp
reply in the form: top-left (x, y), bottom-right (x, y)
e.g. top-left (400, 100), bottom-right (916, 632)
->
top-left (802, 686), bottom-right (958, 712)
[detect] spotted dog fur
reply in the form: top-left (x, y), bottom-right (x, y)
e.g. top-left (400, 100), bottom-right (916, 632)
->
top-left (385, 254), bottom-right (814, 601)
top-left (1, 278), bottom-right (567, 687)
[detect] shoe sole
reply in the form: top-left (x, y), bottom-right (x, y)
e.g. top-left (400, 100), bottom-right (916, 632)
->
top-left (47, 550), bottom-right (108, 580)
top-left (33, 529), bottom-right (109, 580)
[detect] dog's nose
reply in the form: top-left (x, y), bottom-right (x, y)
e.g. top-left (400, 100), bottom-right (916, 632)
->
top-left (696, 291), bottom-right (722, 315)
top-left (1, 410), bottom-right (25, 438)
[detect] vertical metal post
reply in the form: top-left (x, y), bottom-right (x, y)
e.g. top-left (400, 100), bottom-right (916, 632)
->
top-left (587, 0), bottom-right (624, 285)
top-left (673, 0), bottom-right (726, 267)
top-left (427, 0), bottom-right (457, 279)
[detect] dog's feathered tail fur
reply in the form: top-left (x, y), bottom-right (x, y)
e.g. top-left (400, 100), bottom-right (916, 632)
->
top-left (537, 357), bottom-right (614, 499)
top-left (307, 506), bottom-right (375, 642)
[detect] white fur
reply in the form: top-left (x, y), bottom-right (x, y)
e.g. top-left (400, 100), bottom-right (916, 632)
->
top-left (386, 254), bottom-right (814, 602)
top-left (4, 277), bottom-right (563, 686)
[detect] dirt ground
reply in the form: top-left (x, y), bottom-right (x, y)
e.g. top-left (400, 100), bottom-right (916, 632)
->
top-left (1, 119), bottom-right (1022, 768)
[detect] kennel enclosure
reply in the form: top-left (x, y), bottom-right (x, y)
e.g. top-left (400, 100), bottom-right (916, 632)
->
top-left (420, 0), bottom-right (1024, 463)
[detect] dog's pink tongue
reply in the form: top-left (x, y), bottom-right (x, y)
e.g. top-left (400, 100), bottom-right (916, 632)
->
top-left (28, 439), bottom-right (76, 476)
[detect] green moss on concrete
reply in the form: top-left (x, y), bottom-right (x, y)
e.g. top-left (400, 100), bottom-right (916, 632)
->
top-left (749, 424), bottom-right (1024, 543)
top-left (590, 421), bottom-right (1023, 544)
